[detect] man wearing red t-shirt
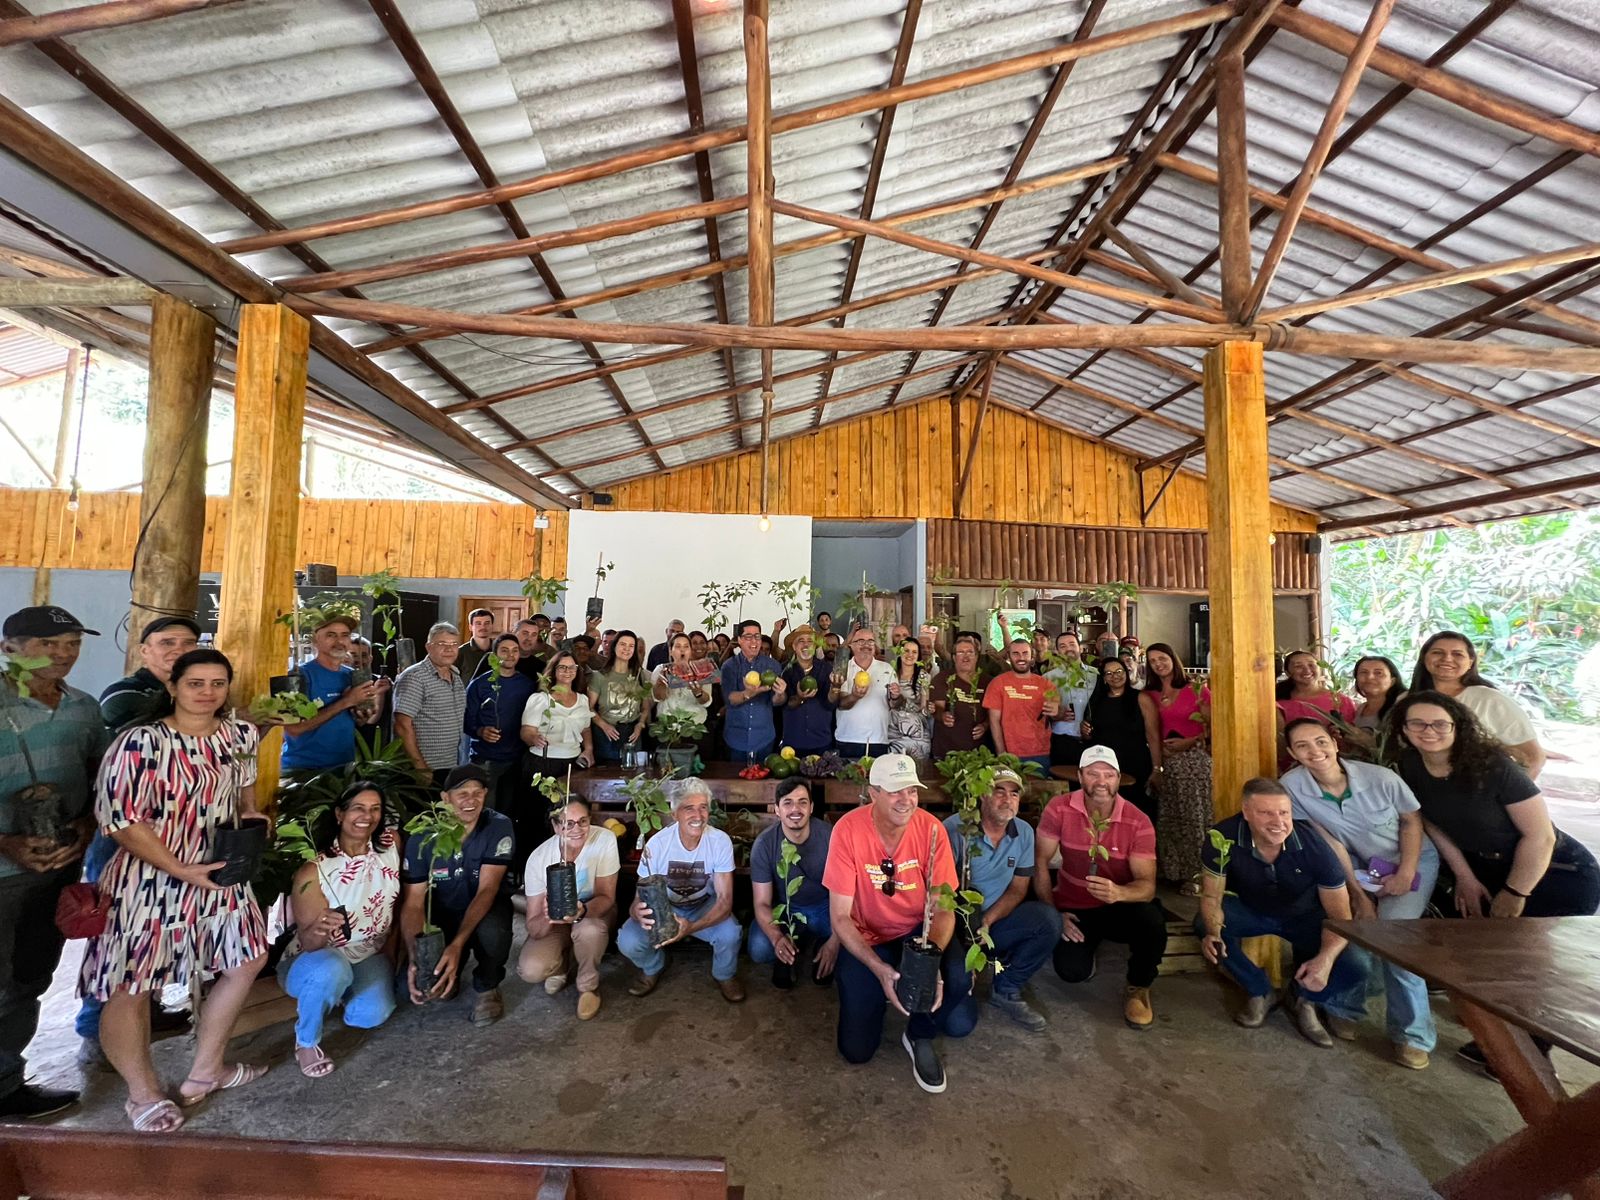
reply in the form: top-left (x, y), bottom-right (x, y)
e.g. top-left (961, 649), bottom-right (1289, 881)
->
top-left (1033, 746), bottom-right (1167, 1029)
top-left (824, 754), bottom-right (967, 1093)
top-left (982, 640), bottom-right (1057, 771)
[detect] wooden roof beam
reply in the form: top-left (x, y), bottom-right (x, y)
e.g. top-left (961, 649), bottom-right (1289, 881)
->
top-left (218, 4), bottom-right (1236, 255)
top-left (1319, 469), bottom-right (1600, 534)
top-left (953, 361), bottom-right (995, 518)
top-left (0, 277), bottom-right (154, 307)
top-left (0, 0), bottom-right (239, 47)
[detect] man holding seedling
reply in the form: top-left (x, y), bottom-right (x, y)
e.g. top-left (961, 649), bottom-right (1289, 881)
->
top-left (824, 755), bottom-right (967, 1094)
top-left (719, 620), bottom-right (786, 763)
top-left (943, 768), bottom-right (1058, 1033)
top-left (282, 611), bottom-right (385, 773)
top-left (1034, 747), bottom-right (1166, 1030)
top-left (749, 779), bottom-right (837, 987)
top-left (1044, 632), bottom-right (1094, 768)
top-left (983, 640), bottom-right (1056, 772)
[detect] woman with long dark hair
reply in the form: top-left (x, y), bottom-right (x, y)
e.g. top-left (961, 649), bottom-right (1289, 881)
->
top-left (1081, 658), bottom-right (1161, 818)
top-left (80, 648), bottom-right (269, 1132)
top-left (1351, 655), bottom-right (1406, 733)
top-left (1275, 650), bottom-right (1356, 729)
top-left (1142, 642), bottom-right (1209, 892)
top-left (277, 780), bottom-right (400, 1079)
top-left (1410, 632), bottom-right (1546, 778)
top-left (587, 629), bottom-right (652, 765)
top-left (886, 638), bottom-right (932, 760)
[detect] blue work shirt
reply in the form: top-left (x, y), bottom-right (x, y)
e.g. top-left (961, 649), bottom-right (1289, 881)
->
top-left (781, 659), bottom-right (834, 752)
top-left (944, 814), bottom-right (1035, 910)
top-left (402, 808), bottom-right (516, 914)
top-left (1201, 813), bottom-right (1346, 920)
top-left (720, 652), bottom-right (784, 752)
top-left (463, 670), bottom-right (537, 764)
top-left (281, 658), bottom-right (356, 771)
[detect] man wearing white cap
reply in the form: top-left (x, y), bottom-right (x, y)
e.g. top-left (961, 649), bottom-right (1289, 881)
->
top-left (1033, 745), bottom-right (1166, 1030)
top-left (823, 753), bottom-right (966, 1093)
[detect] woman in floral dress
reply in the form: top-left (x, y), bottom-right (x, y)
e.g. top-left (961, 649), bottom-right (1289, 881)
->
top-left (80, 648), bottom-right (269, 1133)
top-left (886, 638), bottom-right (933, 761)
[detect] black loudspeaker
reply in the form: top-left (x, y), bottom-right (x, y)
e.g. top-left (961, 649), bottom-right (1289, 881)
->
top-left (1305, 534), bottom-right (1323, 554)
top-left (592, 491), bottom-right (614, 507)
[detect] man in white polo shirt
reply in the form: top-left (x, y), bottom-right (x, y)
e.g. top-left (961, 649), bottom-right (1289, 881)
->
top-left (831, 628), bottom-right (895, 758)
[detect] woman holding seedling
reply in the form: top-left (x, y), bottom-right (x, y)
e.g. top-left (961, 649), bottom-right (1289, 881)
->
top-left (886, 638), bottom-right (933, 761)
top-left (587, 630), bottom-right (653, 765)
top-left (518, 796), bottom-right (618, 1021)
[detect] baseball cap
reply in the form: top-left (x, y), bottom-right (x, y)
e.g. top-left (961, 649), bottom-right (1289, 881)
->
top-left (868, 753), bottom-right (926, 791)
top-left (990, 767), bottom-right (1024, 790)
top-left (1079, 745), bottom-right (1121, 772)
top-left (441, 764), bottom-right (489, 791)
top-left (3, 605), bottom-right (100, 639)
top-left (140, 615), bottom-right (201, 642)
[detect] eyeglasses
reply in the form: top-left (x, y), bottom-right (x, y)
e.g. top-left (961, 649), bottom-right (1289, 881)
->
top-left (1403, 719), bottom-right (1455, 734)
top-left (559, 818), bottom-right (590, 831)
top-left (879, 857), bottom-right (898, 897)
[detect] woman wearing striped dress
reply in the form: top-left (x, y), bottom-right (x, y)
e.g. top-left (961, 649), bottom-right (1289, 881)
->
top-left (79, 648), bottom-right (269, 1133)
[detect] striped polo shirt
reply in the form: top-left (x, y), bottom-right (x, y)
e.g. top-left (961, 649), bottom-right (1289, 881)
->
top-left (1037, 790), bottom-right (1156, 911)
top-left (393, 661), bottom-right (466, 770)
top-left (0, 681), bottom-right (109, 879)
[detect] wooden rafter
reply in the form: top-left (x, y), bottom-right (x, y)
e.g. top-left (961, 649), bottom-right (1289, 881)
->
top-left (1241, 0), bottom-right (1396, 321)
top-left (954, 361), bottom-right (995, 518)
top-left (0, 0), bottom-right (238, 47)
top-left (217, 5), bottom-right (1235, 256)
top-left (1319, 469), bottom-right (1600, 534)
top-left (809, 0), bottom-right (923, 429)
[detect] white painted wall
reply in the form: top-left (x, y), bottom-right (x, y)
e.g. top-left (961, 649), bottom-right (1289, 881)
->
top-left (564, 510), bottom-right (812, 639)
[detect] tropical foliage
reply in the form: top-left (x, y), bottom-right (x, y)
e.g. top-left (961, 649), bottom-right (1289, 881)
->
top-left (1327, 513), bottom-right (1600, 721)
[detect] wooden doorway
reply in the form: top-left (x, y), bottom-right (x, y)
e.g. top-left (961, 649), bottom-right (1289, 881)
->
top-left (458, 596), bottom-right (527, 636)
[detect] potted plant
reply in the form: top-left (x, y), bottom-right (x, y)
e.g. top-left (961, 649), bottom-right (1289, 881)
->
top-left (619, 771), bottom-right (679, 947)
top-left (521, 569), bottom-right (568, 615)
top-left (268, 810), bottom-right (356, 943)
top-left (894, 826), bottom-right (947, 1014)
top-left (770, 838), bottom-right (807, 988)
top-left (360, 568), bottom-right (414, 674)
top-left (529, 772), bottom-right (579, 921)
top-left (587, 556), bottom-right (615, 622)
top-left (697, 581), bottom-right (730, 639)
top-left (647, 709), bottom-right (703, 775)
top-left (247, 691), bottom-right (323, 726)
top-left (210, 739), bottom-right (272, 889)
top-left (403, 797), bottom-right (468, 998)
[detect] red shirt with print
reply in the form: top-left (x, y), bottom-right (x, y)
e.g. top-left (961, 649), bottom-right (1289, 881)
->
top-left (982, 671), bottom-right (1052, 757)
top-left (823, 805), bottom-right (957, 945)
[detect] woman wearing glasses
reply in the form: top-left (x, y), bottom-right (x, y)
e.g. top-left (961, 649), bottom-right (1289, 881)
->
top-left (1409, 631), bottom-right (1546, 778)
top-left (1391, 691), bottom-right (1597, 922)
top-left (516, 796), bottom-right (619, 1021)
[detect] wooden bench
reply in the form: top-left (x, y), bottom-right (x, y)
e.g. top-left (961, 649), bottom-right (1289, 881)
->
top-left (0, 1128), bottom-right (738, 1200)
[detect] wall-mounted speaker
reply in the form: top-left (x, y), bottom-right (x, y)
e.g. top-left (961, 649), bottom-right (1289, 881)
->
top-left (1305, 534), bottom-right (1323, 554)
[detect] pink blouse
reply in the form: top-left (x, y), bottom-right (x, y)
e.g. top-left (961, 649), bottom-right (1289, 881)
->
top-left (1276, 692), bottom-right (1357, 729)
top-left (1154, 684), bottom-right (1209, 739)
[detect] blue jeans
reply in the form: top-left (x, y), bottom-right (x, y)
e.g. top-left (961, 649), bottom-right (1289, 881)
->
top-left (618, 895), bottom-right (742, 981)
top-left (1322, 842), bottom-right (1440, 1051)
top-left (944, 900), bottom-right (1058, 1030)
top-left (73, 832), bottom-right (118, 1038)
top-left (835, 933), bottom-right (975, 1063)
top-left (1195, 896), bottom-right (1364, 1003)
top-left (279, 949), bottom-right (396, 1049)
top-left (747, 902), bottom-right (833, 963)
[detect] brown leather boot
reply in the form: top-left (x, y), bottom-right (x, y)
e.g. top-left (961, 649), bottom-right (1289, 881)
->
top-left (1123, 985), bottom-right (1154, 1030)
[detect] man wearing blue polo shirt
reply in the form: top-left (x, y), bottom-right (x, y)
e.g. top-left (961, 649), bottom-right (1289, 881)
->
top-left (943, 768), bottom-right (1059, 1032)
top-left (1196, 777), bottom-right (1361, 1047)
top-left (282, 611), bottom-right (386, 772)
top-left (719, 620), bottom-right (786, 763)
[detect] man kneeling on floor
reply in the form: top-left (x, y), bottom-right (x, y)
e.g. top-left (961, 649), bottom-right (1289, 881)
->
top-left (1196, 777), bottom-right (1361, 1046)
top-left (1034, 746), bottom-right (1166, 1029)
top-left (400, 765), bottom-right (516, 1026)
top-left (824, 754), bottom-right (971, 1093)
top-left (618, 776), bottom-right (745, 1002)
top-left (749, 778), bottom-right (839, 987)
top-left (942, 768), bottom-right (1058, 1031)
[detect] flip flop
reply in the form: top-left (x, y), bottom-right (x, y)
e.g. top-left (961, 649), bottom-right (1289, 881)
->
top-left (126, 1097), bottom-right (185, 1133)
top-left (296, 1045), bottom-right (335, 1079)
top-left (179, 1061), bottom-right (267, 1108)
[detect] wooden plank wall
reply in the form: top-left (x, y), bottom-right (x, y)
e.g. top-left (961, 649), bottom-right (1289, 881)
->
top-left (605, 395), bottom-right (1318, 533)
top-left (926, 520), bottom-right (1320, 592)
top-left (0, 490), bottom-right (569, 580)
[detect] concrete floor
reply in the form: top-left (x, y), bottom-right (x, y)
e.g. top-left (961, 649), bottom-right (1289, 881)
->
top-left (22, 925), bottom-right (1596, 1200)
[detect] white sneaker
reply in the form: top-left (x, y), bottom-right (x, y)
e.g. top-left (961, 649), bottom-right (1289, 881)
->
top-left (544, 973), bottom-right (569, 995)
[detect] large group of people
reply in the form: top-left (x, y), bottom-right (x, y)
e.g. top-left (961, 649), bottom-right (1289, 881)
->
top-left (0, 595), bottom-right (1595, 1128)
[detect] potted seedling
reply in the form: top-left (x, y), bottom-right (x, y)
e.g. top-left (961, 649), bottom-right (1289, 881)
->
top-left (697, 581), bottom-right (730, 638)
top-left (770, 838), bottom-right (808, 988)
top-left (618, 771), bottom-right (672, 851)
top-left (361, 568), bottom-right (414, 674)
top-left (530, 772), bottom-right (579, 921)
top-left (403, 797), bottom-right (468, 998)
top-left (1, 653), bottom-right (72, 844)
top-left (521, 569), bottom-right (568, 614)
top-left (248, 691), bottom-right (324, 726)
top-left (648, 708), bottom-right (703, 775)
top-left (270, 809), bottom-right (355, 942)
top-left (210, 740), bottom-right (271, 888)
top-left (620, 772), bottom-right (680, 947)
top-left (1085, 811), bottom-right (1114, 877)
top-left (894, 826), bottom-right (947, 1014)
top-left (587, 555), bottom-right (615, 622)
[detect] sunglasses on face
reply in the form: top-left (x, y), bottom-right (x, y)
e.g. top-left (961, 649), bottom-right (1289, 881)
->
top-left (879, 857), bottom-right (897, 897)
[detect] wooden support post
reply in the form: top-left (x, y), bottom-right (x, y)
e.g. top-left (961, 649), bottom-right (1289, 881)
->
top-left (217, 304), bottom-right (308, 801)
top-left (30, 347), bottom-right (84, 605)
top-left (126, 296), bottom-right (215, 672)
top-left (1203, 342), bottom-right (1275, 818)
top-left (1214, 52), bottom-right (1251, 322)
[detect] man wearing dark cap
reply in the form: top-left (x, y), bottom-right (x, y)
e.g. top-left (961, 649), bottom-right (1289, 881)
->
top-left (77, 614), bottom-right (201, 1069)
top-left (0, 606), bottom-right (107, 1118)
top-left (399, 765), bottom-right (516, 1027)
top-left (282, 608), bottom-right (387, 773)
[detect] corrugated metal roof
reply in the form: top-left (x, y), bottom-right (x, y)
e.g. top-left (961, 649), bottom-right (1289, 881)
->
top-left (0, 320), bottom-right (69, 386)
top-left (1, 0), bottom-right (1598, 535)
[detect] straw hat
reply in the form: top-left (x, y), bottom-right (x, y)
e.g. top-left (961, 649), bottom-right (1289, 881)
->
top-left (784, 623), bottom-right (819, 656)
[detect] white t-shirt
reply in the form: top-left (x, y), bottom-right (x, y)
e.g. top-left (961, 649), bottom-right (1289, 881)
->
top-left (834, 657), bottom-right (896, 744)
top-left (525, 826), bottom-right (620, 902)
top-left (521, 692), bottom-right (593, 759)
top-left (651, 663), bottom-right (713, 724)
top-left (1456, 685), bottom-right (1537, 747)
top-left (638, 823), bottom-right (735, 906)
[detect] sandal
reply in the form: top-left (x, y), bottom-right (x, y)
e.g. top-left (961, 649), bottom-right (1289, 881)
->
top-left (296, 1045), bottom-right (335, 1079)
top-left (179, 1061), bottom-right (268, 1108)
top-left (126, 1097), bottom-right (185, 1133)
top-left (1179, 877), bottom-right (1203, 898)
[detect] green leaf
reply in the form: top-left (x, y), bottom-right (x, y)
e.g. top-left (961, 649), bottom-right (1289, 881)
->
top-left (958, 889), bottom-right (985, 907)
top-left (964, 944), bottom-right (988, 974)
top-left (786, 877), bottom-right (803, 897)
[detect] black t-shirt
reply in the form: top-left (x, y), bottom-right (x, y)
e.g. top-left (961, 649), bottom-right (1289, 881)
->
top-left (1399, 748), bottom-right (1539, 858)
top-left (402, 809), bottom-right (517, 913)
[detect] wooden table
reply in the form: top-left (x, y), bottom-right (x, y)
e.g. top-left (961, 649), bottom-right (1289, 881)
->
top-left (1327, 916), bottom-right (1600, 1200)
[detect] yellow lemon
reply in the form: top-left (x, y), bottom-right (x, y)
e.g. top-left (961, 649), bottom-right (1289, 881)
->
top-left (745, 670), bottom-right (762, 687)
top-left (781, 746), bottom-right (796, 759)
top-left (854, 670), bottom-right (872, 688)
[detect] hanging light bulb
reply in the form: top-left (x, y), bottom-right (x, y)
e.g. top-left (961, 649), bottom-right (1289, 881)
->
top-left (65, 480), bottom-right (80, 512)
top-left (758, 513), bottom-right (771, 532)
